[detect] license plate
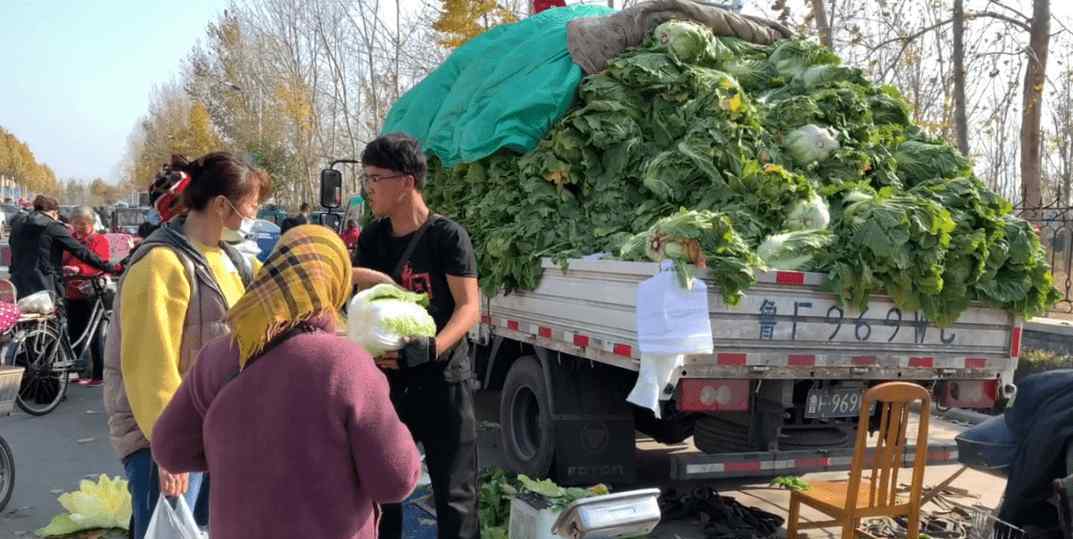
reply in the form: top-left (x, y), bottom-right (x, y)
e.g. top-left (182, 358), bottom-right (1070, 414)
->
top-left (805, 387), bottom-right (870, 419)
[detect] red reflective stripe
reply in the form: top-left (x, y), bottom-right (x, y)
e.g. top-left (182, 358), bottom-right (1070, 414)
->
top-left (538, 326), bottom-right (552, 338)
top-left (717, 353), bottom-right (747, 366)
top-left (794, 457), bottom-right (829, 469)
top-left (480, 315), bottom-right (491, 324)
top-left (908, 357), bottom-right (934, 368)
top-left (788, 354), bottom-right (816, 366)
top-left (1010, 326), bottom-right (1023, 359)
top-left (927, 450), bottom-right (954, 462)
top-left (507, 320), bottom-right (519, 331)
top-left (775, 271), bottom-right (806, 285)
top-left (724, 461), bottom-right (762, 472)
top-left (613, 344), bottom-right (632, 357)
top-left (852, 356), bottom-right (876, 366)
top-left (573, 335), bottom-right (590, 348)
top-left (966, 358), bottom-right (987, 369)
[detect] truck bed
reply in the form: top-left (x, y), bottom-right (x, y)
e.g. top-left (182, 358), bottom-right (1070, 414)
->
top-left (479, 259), bottom-right (1021, 382)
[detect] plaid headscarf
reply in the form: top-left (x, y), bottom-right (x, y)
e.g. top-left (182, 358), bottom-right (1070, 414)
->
top-left (228, 224), bottom-right (353, 369)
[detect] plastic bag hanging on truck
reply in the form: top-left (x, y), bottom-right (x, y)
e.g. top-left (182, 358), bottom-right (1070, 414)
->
top-left (635, 261), bottom-right (714, 355)
top-left (629, 262), bottom-right (714, 417)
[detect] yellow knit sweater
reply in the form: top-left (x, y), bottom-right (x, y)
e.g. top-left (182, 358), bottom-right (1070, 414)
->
top-left (120, 240), bottom-right (260, 440)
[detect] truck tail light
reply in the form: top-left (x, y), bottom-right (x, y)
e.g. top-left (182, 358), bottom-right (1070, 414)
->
top-left (941, 380), bottom-right (998, 410)
top-left (678, 379), bottom-right (750, 412)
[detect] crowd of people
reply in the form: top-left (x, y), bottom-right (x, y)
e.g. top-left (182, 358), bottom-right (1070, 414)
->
top-left (7, 134), bottom-right (478, 539)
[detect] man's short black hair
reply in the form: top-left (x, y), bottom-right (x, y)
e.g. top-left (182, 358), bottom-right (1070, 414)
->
top-left (299, 202), bottom-right (310, 212)
top-left (361, 133), bottom-right (428, 190)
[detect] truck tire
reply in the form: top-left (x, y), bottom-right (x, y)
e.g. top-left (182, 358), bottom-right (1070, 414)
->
top-left (500, 356), bottom-right (555, 477)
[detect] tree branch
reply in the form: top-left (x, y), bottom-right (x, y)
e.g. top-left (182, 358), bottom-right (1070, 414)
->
top-left (983, 0), bottom-right (1030, 23)
top-left (968, 10), bottom-right (1032, 32)
top-left (871, 10), bottom-right (1033, 81)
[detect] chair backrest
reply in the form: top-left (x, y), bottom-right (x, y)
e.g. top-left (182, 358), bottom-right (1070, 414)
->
top-left (844, 382), bottom-right (931, 512)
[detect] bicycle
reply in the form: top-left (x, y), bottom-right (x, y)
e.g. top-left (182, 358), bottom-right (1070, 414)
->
top-left (1, 274), bottom-right (115, 416)
top-left (0, 431), bottom-right (13, 512)
top-left (0, 308), bottom-right (21, 513)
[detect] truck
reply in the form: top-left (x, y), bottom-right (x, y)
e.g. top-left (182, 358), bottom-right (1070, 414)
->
top-left (317, 167), bottom-right (1020, 487)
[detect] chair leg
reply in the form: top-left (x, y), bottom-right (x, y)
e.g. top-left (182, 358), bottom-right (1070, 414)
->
top-left (786, 495), bottom-right (801, 539)
top-left (840, 518), bottom-right (857, 539)
top-left (906, 508), bottom-right (921, 539)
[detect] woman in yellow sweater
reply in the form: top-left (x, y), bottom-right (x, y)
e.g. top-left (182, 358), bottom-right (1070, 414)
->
top-left (102, 152), bottom-right (269, 539)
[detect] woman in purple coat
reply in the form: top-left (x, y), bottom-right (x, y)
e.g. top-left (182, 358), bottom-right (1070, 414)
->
top-left (152, 225), bottom-right (421, 538)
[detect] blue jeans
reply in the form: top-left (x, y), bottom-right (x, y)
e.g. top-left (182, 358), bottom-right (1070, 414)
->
top-left (123, 449), bottom-right (208, 539)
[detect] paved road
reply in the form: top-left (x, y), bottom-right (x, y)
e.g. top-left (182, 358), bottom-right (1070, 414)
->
top-left (1, 386), bottom-right (1003, 538)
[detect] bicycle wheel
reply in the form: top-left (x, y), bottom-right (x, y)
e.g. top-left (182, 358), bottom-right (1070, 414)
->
top-left (0, 434), bottom-right (13, 512)
top-left (9, 322), bottom-right (69, 416)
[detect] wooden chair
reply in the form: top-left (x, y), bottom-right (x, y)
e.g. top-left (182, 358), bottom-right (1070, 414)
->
top-left (786, 382), bottom-right (931, 539)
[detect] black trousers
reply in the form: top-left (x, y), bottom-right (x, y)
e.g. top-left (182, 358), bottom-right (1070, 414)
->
top-left (66, 298), bottom-right (103, 380)
top-left (378, 354), bottom-right (479, 539)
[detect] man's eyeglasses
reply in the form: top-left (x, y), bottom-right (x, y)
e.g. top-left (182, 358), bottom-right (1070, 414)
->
top-left (361, 173), bottom-right (408, 188)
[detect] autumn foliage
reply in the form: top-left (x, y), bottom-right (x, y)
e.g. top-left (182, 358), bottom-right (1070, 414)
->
top-left (433, 0), bottom-right (518, 48)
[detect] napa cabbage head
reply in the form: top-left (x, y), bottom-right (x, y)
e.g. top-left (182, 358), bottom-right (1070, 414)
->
top-left (784, 124), bottom-right (840, 164)
top-left (37, 475), bottom-right (132, 536)
top-left (757, 229), bottom-right (833, 271)
top-left (651, 20), bottom-right (731, 66)
top-left (347, 284), bottom-right (436, 356)
top-left (784, 193), bottom-right (831, 230)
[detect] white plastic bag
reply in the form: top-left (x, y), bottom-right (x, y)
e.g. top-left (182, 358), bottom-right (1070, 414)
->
top-left (635, 262), bottom-right (714, 356)
top-left (145, 495), bottom-right (205, 539)
top-left (628, 262), bottom-right (715, 418)
top-left (17, 290), bottom-right (54, 315)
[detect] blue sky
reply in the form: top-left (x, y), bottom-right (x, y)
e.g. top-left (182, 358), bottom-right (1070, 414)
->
top-left (0, 0), bottom-right (229, 182)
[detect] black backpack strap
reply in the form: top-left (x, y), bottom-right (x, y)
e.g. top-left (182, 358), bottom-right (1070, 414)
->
top-left (391, 214), bottom-right (440, 282)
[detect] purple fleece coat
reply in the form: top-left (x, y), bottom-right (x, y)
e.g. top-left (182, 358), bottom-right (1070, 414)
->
top-left (152, 331), bottom-right (421, 539)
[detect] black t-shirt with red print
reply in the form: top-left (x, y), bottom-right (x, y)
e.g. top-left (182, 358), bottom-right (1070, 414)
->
top-left (352, 215), bottom-right (478, 333)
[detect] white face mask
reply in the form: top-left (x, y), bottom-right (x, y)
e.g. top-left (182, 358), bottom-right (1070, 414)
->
top-left (223, 198), bottom-right (256, 243)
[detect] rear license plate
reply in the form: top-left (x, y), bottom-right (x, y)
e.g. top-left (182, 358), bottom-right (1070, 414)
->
top-left (805, 387), bottom-right (870, 419)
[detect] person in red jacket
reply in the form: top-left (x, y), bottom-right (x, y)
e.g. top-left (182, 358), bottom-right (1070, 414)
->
top-left (340, 219), bottom-right (361, 252)
top-left (63, 206), bottom-right (111, 387)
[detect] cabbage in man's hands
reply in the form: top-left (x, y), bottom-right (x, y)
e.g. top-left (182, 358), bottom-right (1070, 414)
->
top-left (347, 284), bottom-right (437, 357)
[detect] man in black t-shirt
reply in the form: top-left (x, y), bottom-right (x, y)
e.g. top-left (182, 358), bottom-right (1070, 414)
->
top-left (351, 134), bottom-right (480, 539)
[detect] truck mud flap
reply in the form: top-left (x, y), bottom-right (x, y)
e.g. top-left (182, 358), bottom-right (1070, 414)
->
top-left (545, 355), bottom-right (638, 486)
top-left (669, 442), bottom-right (959, 481)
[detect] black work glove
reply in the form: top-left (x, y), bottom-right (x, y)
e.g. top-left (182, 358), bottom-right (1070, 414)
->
top-left (399, 336), bottom-right (436, 370)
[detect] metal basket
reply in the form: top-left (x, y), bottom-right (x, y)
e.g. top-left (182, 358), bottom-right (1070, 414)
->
top-left (0, 365), bottom-right (24, 416)
top-left (969, 504), bottom-right (1026, 539)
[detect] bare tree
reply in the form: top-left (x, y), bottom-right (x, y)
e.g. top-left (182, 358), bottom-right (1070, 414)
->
top-left (809, 0), bottom-right (833, 49)
top-left (1021, 0), bottom-right (1051, 217)
top-left (952, 0), bottom-right (969, 155)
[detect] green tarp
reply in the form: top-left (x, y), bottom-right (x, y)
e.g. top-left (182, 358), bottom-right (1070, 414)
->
top-left (381, 4), bottom-right (614, 168)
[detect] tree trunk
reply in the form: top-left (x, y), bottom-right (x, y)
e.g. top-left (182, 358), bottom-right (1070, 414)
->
top-left (395, 0), bottom-right (401, 101)
top-left (952, 0), bottom-right (970, 156)
top-left (810, 0), bottom-right (833, 50)
top-left (1020, 0), bottom-right (1050, 219)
